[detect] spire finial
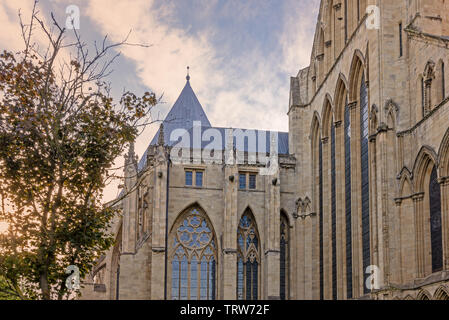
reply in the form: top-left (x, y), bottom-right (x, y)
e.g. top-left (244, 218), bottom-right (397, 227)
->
top-left (158, 122), bottom-right (165, 146)
top-left (186, 66), bottom-right (190, 81)
top-left (128, 141), bottom-right (135, 157)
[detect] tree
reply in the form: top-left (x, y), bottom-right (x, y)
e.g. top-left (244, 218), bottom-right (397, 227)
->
top-left (0, 2), bottom-right (157, 299)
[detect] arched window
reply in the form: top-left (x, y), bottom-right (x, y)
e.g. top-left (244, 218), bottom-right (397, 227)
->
top-left (280, 213), bottom-right (289, 300)
top-left (331, 120), bottom-right (337, 300)
top-left (237, 209), bottom-right (260, 300)
top-left (170, 208), bottom-right (217, 300)
top-left (434, 287), bottom-right (449, 300)
top-left (429, 165), bottom-right (443, 272)
top-left (344, 96), bottom-right (353, 299)
top-left (360, 72), bottom-right (370, 294)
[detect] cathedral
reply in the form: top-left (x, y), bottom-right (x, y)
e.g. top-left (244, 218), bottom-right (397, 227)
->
top-left (81, 0), bottom-right (449, 300)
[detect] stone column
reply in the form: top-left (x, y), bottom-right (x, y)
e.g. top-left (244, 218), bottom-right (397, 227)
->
top-left (412, 192), bottom-right (425, 278)
top-left (122, 144), bottom-right (138, 254)
top-left (374, 124), bottom-right (389, 290)
top-left (222, 164), bottom-right (238, 299)
top-left (264, 173), bottom-right (281, 300)
top-left (149, 146), bottom-right (168, 299)
top-left (304, 213), bottom-right (316, 300)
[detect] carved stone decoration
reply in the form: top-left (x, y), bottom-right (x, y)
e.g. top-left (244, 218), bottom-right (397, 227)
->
top-left (294, 197), bottom-right (312, 219)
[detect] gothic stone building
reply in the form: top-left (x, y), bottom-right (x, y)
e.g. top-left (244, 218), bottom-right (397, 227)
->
top-left (81, 0), bottom-right (449, 300)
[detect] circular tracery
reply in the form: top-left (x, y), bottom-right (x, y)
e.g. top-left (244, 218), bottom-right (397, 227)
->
top-left (170, 208), bottom-right (216, 300)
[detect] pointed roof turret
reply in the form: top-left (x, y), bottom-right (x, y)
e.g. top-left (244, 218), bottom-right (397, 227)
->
top-left (150, 67), bottom-right (211, 145)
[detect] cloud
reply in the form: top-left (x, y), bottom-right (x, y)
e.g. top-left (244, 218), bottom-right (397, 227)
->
top-left (0, 0), bottom-right (320, 202)
top-left (0, 0), bottom-right (44, 52)
top-left (280, 0), bottom-right (320, 74)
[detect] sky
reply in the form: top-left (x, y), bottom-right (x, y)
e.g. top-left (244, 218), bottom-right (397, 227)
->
top-left (0, 0), bottom-right (319, 201)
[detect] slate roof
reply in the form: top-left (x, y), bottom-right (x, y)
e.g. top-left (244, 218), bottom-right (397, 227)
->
top-left (137, 76), bottom-right (289, 172)
top-left (150, 78), bottom-right (211, 145)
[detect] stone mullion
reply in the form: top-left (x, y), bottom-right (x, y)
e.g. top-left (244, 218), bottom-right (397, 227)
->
top-left (439, 178), bottom-right (449, 270)
top-left (413, 193), bottom-right (425, 278)
top-left (197, 261), bottom-right (201, 300)
top-left (187, 261), bottom-right (191, 300)
top-left (370, 131), bottom-right (379, 281)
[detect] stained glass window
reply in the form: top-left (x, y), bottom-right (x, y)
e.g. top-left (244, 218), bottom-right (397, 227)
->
top-left (237, 210), bottom-right (260, 300)
top-left (429, 166), bottom-right (443, 272)
top-left (344, 97), bottom-right (353, 299)
top-left (331, 121), bottom-right (337, 300)
top-left (280, 214), bottom-right (289, 300)
top-left (170, 208), bottom-right (217, 300)
top-left (360, 72), bottom-right (371, 294)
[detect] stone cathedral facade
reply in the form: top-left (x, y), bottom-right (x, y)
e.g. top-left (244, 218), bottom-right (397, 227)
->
top-left (81, 0), bottom-right (449, 300)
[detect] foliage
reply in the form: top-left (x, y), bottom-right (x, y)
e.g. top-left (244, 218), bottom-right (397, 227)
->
top-left (0, 2), bottom-right (157, 299)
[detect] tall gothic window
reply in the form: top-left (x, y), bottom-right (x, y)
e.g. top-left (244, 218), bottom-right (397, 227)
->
top-left (360, 72), bottom-right (371, 294)
top-left (237, 209), bottom-right (260, 300)
top-left (170, 208), bottom-right (217, 300)
top-left (344, 97), bottom-right (353, 299)
top-left (319, 136), bottom-right (324, 300)
top-left (429, 166), bottom-right (443, 272)
top-left (280, 213), bottom-right (289, 300)
top-left (331, 120), bottom-right (337, 300)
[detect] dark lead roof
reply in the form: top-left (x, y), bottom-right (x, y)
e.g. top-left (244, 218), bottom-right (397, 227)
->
top-left (150, 78), bottom-right (211, 145)
top-left (138, 76), bottom-right (289, 171)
